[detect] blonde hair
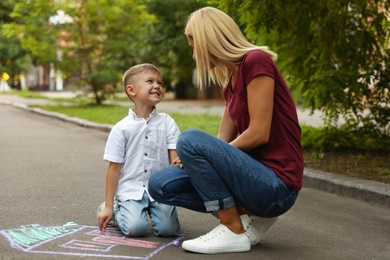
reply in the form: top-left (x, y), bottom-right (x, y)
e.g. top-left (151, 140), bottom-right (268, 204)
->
top-left (122, 63), bottom-right (161, 88)
top-left (185, 7), bottom-right (277, 89)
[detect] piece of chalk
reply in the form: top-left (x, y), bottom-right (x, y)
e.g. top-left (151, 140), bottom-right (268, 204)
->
top-left (63, 222), bottom-right (80, 229)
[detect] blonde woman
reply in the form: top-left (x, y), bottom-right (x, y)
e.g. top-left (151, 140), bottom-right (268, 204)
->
top-left (148, 7), bottom-right (303, 254)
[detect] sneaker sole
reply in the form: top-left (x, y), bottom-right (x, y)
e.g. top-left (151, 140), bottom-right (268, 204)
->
top-left (182, 242), bottom-right (250, 254)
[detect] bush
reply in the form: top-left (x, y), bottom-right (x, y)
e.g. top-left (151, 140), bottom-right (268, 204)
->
top-left (301, 125), bottom-right (390, 152)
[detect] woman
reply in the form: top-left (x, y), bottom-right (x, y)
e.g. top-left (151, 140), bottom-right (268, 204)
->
top-left (148, 6), bottom-right (303, 254)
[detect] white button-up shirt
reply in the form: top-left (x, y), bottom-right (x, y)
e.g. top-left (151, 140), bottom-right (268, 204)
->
top-left (103, 108), bottom-right (180, 202)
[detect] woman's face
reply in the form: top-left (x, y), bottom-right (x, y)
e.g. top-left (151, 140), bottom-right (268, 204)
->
top-left (186, 35), bottom-right (216, 69)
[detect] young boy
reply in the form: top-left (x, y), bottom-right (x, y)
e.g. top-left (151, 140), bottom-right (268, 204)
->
top-left (97, 63), bottom-right (180, 237)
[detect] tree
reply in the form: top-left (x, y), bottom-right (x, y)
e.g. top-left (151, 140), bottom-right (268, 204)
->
top-left (144, 0), bottom-right (210, 99)
top-left (0, 0), bottom-right (32, 88)
top-left (4, 0), bottom-right (155, 105)
top-left (216, 0), bottom-right (390, 136)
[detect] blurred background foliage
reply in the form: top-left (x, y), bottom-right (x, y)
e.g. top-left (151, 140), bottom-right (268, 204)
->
top-left (1, 0), bottom-right (389, 151)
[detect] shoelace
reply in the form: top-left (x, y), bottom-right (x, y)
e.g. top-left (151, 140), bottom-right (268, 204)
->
top-left (198, 225), bottom-right (226, 241)
top-left (198, 224), bottom-right (250, 241)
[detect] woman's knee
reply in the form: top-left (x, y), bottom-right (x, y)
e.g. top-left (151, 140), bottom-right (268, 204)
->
top-left (177, 129), bottom-right (211, 155)
top-left (148, 166), bottom-right (189, 202)
top-left (178, 129), bottom-right (195, 149)
top-left (148, 173), bottom-right (163, 200)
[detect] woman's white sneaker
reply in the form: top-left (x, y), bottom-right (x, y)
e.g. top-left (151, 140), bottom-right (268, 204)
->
top-left (240, 214), bottom-right (278, 245)
top-left (182, 224), bottom-right (251, 254)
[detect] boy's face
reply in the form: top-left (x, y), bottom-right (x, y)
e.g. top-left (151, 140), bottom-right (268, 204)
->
top-left (126, 70), bottom-right (163, 105)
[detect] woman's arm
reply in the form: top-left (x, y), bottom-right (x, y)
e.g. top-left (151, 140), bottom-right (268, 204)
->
top-left (218, 107), bottom-right (238, 142)
top-left (230, 75), bottom-right (274, 151)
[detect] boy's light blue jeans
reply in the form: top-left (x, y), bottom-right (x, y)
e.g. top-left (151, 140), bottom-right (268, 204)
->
top-left (148, 129), bottom-right (298, 218)
top-left (113, 191), bottom-right (180, 237)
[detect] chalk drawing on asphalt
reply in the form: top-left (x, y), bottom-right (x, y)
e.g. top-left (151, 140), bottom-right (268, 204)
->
top-left (0, 224), bottom-right (183, 259)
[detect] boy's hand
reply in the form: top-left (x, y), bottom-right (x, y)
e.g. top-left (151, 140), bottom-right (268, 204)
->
top-left (98, 207), bottom-right (113, 232)
top-left (171, 157), bottom-right (183, 168)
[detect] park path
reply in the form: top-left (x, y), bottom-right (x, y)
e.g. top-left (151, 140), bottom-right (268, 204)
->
top-left (0, 104), bottom-right (389, 259)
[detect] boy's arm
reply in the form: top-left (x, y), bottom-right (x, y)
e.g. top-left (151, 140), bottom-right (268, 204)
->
top-left (105, 162), bottom-right (121, 207)
top-left (168, 149), bottom-right (183, 168)
top-left (98, 162), bottom-right (122, 231)
top-left (166, 115), bottom-right (182, 167)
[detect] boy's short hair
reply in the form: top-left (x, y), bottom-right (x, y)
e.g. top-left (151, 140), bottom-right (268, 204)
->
top-left (122, 63), bottom-right (162, 89)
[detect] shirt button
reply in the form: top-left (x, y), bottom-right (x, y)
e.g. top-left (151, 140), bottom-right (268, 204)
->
top-left (145, 136), bottom-right (148, 139)
top-left (144, 170), bottom-right (147, 173)
top-left (143, 185), bottom-right (145, 187)
top-left (144, 153), bottom-right (147, 156)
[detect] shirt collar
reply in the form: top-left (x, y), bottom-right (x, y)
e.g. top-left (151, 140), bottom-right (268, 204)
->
top-left (129, 107), bottom-right (158, 120)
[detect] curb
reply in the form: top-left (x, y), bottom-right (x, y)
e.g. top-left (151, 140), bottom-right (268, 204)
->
top-left (1, 100), bottom-right (113, 133)
top-left (2, 99), bottom-right (389, 208)
top-left (303, 169), bottom-right (389, 208)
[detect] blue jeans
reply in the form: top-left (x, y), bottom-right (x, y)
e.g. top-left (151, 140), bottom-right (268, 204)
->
top-left (148, 129), bottom-right (298, 218)
top-left (114, 191), bottom-right (180, 237)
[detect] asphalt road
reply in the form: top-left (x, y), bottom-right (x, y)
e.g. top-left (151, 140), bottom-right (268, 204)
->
top-left (0, 105), bottom-right (389, 260)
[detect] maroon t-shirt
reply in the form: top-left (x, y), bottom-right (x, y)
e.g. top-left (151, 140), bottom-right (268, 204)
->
top-left (224, 50), bottom-right (304, 191)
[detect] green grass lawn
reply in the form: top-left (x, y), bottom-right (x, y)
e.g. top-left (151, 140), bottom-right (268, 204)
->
top-left (31, 103), bottom-right (390, 184)
top-left (34, 104), bottom-right (222, 136)
top-left (6, 91), bottom-right (389, 183)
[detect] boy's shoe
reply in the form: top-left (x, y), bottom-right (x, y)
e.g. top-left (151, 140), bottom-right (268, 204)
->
top-left (97, 201), bottom-right (118, 227)
top-left (240, 214), bottom-right (278, 245)
top-left (181, 224), bottom-right (251, 254)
